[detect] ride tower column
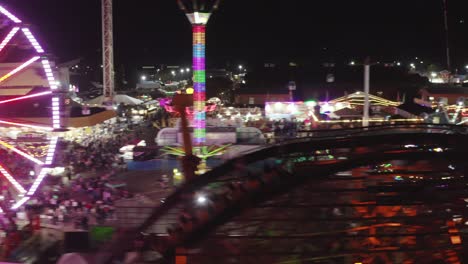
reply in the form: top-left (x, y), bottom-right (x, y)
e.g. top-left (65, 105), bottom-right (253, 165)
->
top-left (192, 24), bottom-right (207, 146)
top-left (178, 0), bottom-right (221, 149)
top-left (102, 0), bottom-right (115, 103)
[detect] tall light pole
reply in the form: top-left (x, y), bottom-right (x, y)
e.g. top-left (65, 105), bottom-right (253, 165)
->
top-left (288, 81), bottom-right (296, 102)
top-left (178, 0), bottom-right (221, 146)
top-left (102, 0), bottom-right (115, 102)
top-left (442, 0), bottom-right (451, 71)
top-left (363, 57), bottom-right (371, 127)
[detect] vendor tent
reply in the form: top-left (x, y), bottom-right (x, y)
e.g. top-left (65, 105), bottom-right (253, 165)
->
top-left (57, 253), bottom-right (89, 264)
top-left (86, 95), bottom-right (143, 106)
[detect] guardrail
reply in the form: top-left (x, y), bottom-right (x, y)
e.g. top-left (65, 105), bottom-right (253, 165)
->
top-left (96, 128), bottom-right (468, 261)
top-left (267, 123), bottom-right (468, 143)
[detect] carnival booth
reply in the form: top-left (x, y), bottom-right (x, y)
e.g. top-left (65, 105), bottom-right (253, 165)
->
top-left (85, 94), bottom-right (144, 106)
top-left (265, 101), bottom-right (323, 121)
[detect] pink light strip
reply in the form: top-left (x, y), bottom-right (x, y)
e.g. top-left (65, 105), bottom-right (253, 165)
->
top-left (41, 59), bottom-right (58, 90)
top-left (0, 139), bottom-right (44, 165)
top-left (0, 91), bottom-right (52, 105)
top-left (0, 164), bottom-right (26, 194)
top-left (0, 119), bottom-right (52, 131)
top-left (0, 56), bottom-right (40, 83)
top-left (27, 168), bottom-right (49, 196)
top-left (0, 5), bottom-right (22, 23)
top-left (11, 196), bottom-right (29, 210)
top-left (0, 27), bottom-right (19, 52)
top-left (21, 28), bottom-right (44, 53)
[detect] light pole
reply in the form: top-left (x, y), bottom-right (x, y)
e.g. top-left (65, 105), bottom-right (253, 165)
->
top-left (180, 68), bottom-right (185, 81)
top-left (430, 72), bottom-right (437, 82)
top-left (442, 0), bottom-right (451, 71)
top-left (363, 58), bottom-right (370, 127)
top-left (288, 81), bottom-right (296, 102)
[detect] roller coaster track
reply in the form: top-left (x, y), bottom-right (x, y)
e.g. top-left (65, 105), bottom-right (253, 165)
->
top-left (98, 124), bottom-right (468, 263)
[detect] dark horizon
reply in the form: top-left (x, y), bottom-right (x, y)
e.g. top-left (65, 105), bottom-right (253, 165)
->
top-left (1, 0), bottom-right (468, 71)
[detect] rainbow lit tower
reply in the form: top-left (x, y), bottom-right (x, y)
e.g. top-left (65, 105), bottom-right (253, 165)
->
top-left (178, 0), bottom-right (221, 146)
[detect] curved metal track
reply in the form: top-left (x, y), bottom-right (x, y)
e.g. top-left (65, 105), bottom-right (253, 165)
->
top-left (157, 150), bottom-right (467, 249)
top-left (98, 125), bottom-right (468, 263)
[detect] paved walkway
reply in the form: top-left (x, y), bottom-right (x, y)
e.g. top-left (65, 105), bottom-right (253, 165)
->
top-left (119, 170), bottom-right (174, 202)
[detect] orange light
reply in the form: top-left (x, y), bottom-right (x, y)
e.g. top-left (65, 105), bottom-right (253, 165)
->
top-left (175, 256), bottom-right (187, 264)
top-left (450, 236), bottom-right (462, 245)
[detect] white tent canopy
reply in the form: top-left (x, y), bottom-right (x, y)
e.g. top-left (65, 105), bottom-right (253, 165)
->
top-left (86, 94), bottom-right (144, 106)
top-left (57, 253), bottom-right (89, 264)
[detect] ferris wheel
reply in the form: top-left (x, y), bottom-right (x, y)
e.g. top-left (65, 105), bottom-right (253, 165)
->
top-left (0, 4), bottom-right (61, 211)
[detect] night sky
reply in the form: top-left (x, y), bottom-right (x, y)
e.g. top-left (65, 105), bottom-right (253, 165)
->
top-left (2, 0), bottom-right (468, 70)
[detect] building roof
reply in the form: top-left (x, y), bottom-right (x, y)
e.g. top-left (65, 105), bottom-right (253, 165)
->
top-left (85, 94), bottom-right (144, 106)
top-left (65, 110), bottom-right (117, 128)
top-left (333, 107), bottom-right (361, 117)
top-left (330, 92), bottom-right (401, 107)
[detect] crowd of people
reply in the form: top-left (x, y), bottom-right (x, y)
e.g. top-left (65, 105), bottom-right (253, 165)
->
top-left (28, 172), bottom-right (133, 229)
top-left (9, 120), bottom-right (148, 231)
top-left (0, 120), bottom-right (152, 261)
top-left (31, 126), bottom-right (145, 228)
top-left (60, 135), bottom-right (129, 174)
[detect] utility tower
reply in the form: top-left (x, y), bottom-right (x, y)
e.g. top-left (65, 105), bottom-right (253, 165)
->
top-left (102, 0), bottom-right (115, 100)
top-left (442, 0), bottom-right (451, 71)
top-left (178, 0), bottom-right (221, 146)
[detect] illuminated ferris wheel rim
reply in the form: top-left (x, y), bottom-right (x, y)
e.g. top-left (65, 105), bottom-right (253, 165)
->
top-left (0, 4), bottom-right (61, 210)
